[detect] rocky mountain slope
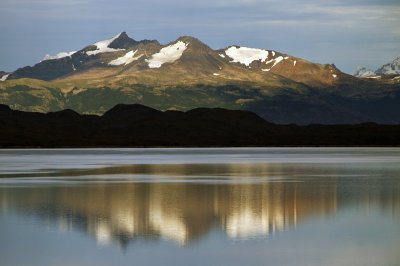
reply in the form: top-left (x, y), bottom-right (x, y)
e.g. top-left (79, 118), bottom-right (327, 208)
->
top-left (1, 32), bottom-right (399, 124)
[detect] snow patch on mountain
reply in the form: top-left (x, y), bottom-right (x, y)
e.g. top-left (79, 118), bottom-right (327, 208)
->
top-left (225, 47), bottom-right (269, 66)
top-left (264, 56), bottom-right (285, 70)
top-left (43, 51), bottom-right (76, 61)
top-left (86, 33), bottom-right (125, 56)
top-left (146, 41), bottom-right (188, 68)
top-left (0, 74), bottom-right (9, 82)
top-left (108, 50), bottom-right (142, 66)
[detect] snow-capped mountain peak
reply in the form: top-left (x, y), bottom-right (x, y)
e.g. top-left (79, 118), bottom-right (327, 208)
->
top-left (353, 67), bottom-right (375, 78)
top-left (376, 57), bottom-right (400, 75)
top-left (354, 57), bottom-right (400, 78)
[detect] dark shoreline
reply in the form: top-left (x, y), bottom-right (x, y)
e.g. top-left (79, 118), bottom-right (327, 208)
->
top-left (2, 103), bottom-right (400, 148)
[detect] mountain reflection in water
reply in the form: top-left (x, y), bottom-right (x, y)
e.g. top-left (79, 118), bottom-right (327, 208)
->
top-left (1, 159), bottom-right (399, 248)
top-left (0, 181), bottom-right (338, 246)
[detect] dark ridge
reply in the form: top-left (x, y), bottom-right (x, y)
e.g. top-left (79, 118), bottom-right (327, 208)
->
top-left (101, 104), bottom-right (162, 124)
top-left (186, 108), bottom-right (269, 125)
top-left (1, 104), bottom-right (400, 148)
top-left (46, 109), bottom-right (83, 120)
top-left (108, 32), bottom-right (139, 49)
top-left (48, 108), bottom-right (80, 115)
top-left (108, 32), bottom-right (159, 49)
top-left (104, 103), bottom-right (161, 116)
top-left (9, 57), bottom-right (75, 81)
top-left (0, 104), bottom-right (11, 112)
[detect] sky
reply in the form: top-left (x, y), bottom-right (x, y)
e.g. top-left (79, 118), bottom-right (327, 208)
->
top-left (0, 0), bottom-right (399, 74)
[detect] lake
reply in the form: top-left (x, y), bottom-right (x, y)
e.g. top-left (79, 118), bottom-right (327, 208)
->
top-left (0, 148), bottom-right (399, 266)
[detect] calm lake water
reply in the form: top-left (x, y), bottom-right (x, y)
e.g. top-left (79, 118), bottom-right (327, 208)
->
top-left (0, 148), bottom-right (399, 266)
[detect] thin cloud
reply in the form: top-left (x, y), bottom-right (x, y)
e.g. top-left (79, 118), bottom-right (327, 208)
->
top-left (0, 0), bottom-right (399, 73)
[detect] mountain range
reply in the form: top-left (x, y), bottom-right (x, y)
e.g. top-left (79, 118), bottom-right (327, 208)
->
top-left (1, 32), bottom-right (399, 124)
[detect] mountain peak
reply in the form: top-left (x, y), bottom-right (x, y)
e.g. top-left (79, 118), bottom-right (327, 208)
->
top-left (108, 32), bottom-right (139, 49)
top-left (175, 36), bottom-right (212, 49)
top-left (177, 35), bottom-right (202, 42)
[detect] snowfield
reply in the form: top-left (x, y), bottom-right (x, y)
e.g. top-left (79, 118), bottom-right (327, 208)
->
top-left (0, 74), bottom-right (9, 82)
top-left (225, 46), bottom-right (269, 66)
top-left (262, 56), bottom-right (285, 71)
top-left (43, 51), bottom-right (76, 61)
top-left (86, 33), bottom-right (125, 56)
top-left (147, 41), bottom-right (188, 68)
top-left (108, 50), bottom-right (142, 66)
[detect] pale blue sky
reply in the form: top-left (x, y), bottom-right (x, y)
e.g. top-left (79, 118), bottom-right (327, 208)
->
top-left (1, 0), bottom-right (399, 73)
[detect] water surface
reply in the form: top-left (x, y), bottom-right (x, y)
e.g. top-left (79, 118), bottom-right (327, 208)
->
top-left (0, 148), bottom-right (399, 266)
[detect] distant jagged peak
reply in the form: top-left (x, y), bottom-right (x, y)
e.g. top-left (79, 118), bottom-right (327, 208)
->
top-left (354, 56), bottom-right (400, 78)
top-left (354, 67), bottom-right (376, 78)
top-left (376, 56), bottom-right (400, 75)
